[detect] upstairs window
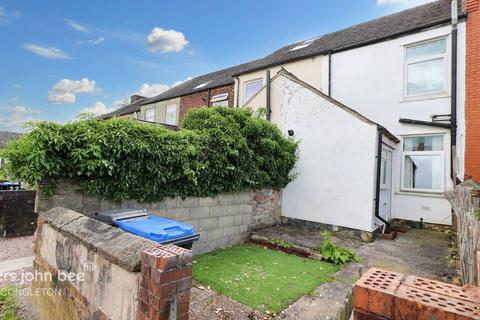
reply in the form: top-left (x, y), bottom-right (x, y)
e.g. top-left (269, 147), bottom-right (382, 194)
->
top-left (165, 104), bottom-right (177, 125)
top-left (145, 108), bottom-right (155, 122)
top-left (402, 135), bottom-right (445, 193)
top-left (244, 79), bottom-right (263, 103)
top-left (404, 38), bottom-right (447, 97)
top-left (210, 93), bottom-right (229, 107)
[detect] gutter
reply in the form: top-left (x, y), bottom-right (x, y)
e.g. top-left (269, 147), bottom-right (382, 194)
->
top-left (450, 0), bottom-right (458, 183)
top-left (374, 131), bottom-right (390, 232)
top-left (399, 118), bottom-right (451, 128)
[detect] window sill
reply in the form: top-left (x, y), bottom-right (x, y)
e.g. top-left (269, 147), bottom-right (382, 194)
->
top-left (395, 191), bottom-right (445, 198)
top-left (399, 93), bottom-right (450, 103)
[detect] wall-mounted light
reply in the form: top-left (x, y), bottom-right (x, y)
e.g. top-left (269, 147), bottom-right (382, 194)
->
top-left (288, 129), bottom-right (294, 136)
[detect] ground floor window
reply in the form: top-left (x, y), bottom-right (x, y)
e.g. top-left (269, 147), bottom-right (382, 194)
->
top-left (165, 104), bottom-right (177, 125)
top-left (210, 93), bottom-right (229, 107)
top-left (145, 108), bottom-right (155, 122)
top-left (402, 134), bottom-right (445, 192)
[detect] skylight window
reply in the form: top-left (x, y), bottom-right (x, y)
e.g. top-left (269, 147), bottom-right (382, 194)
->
top-left (290, 37), bottom-right (320, 51)
top-left (193, 81), bottom-right (212, 89)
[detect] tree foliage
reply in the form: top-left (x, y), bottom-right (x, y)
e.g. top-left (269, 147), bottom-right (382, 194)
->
top-left (1, 107), bottom-right (297, 202)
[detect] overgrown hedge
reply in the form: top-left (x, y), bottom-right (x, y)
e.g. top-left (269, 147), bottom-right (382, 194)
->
top-left (0, 107), bottom-right (297, 202)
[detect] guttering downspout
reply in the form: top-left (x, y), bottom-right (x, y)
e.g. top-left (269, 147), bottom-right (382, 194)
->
top-left (266, 70), bottom-right (271, 121)
top-left (450, 0), bottom-right (458, 184)
top-left (234, 76), bottom-right (240, 108)
top-left (375, 131), bottom-right (390, 232)
top-left (328, 52), bottom-right (332, 96)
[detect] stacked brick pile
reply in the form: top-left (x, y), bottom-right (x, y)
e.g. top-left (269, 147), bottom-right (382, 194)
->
top-left (137, 244), bottom-right (193, 320)
top-left (353, 268), bottom-right (480, 319)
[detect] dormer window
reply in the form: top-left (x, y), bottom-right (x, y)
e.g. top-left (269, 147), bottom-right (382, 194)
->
top-left (193, 81), bottom-right (212, 89)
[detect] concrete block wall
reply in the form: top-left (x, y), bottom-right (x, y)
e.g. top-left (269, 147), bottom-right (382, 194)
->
top-left (33, 207), bottom-right (194, 320)
top-left (36, 180), bottom-right (282, 254)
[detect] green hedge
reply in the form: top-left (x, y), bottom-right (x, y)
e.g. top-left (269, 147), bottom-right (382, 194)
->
top-left (0, 107), bottom-right (297, 202)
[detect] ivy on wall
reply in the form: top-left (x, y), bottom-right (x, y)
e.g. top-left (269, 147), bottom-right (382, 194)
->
top-left (1, 107), bottom-right (297, 202)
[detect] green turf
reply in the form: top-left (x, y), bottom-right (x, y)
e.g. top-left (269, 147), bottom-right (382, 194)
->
top-left (0, 286), bottom-right (21, 320)
top-left (192, 244), bottom-right (339, 314)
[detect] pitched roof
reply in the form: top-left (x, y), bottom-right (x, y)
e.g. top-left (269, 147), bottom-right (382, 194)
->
top-left (277, 68), bottom-right (399, 143)
top-left (97, 98), bottom-right (146, 120)
top-left (101, 0), bottom-right (462, 118)
top-left (234, 0), bottom-right (464, 75)
top-left (0, 131), bottom-right (21, 148)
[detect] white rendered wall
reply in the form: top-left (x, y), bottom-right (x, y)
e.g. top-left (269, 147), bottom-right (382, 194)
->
top-left (279, 77), bottom-right (378, 232)
top-left (330, 23), bottom-right (466, 225)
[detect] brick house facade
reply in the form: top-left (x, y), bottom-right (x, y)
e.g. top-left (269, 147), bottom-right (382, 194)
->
top-left (465, 0), bottom-right (480, 181)
top-left (179, 84), bottom-right (235, 122)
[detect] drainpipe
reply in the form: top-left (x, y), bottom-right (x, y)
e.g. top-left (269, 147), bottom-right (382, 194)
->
top-left (375, 131), bottom-right (390, 232)
top-left (234, 76), bottom-right (240, 108)
top-left (328, 52), bottom-right (332, 96)
top-left (207, 89), bottom-right (211, 107)
top-left (266, 70), bottom-right (271, 121)
top-left (450, 0), bottom-right (458, 184)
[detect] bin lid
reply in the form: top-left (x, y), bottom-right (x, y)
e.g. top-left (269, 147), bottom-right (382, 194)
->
top-left (115, 215), bottom-right (195, 243)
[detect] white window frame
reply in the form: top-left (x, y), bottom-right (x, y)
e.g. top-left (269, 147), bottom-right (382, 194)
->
top-left (400, 134), bottom-right (446, 193)
top-left (145, 108), bottom-right (155, 122)
top-left (165, 104), bottom-right (177, 125)
top-left (243, 78), bottom-right (263, 104)
top-left (403, 37), bottom-right (449, 99)
top-left (210, 93), bottom-right (229, 107)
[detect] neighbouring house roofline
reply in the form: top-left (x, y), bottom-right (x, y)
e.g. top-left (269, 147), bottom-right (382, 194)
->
top-left (399, 118), bottom-right (452, 128)
top-left (0, 131), bottom-right (21, 148)
top-left (277, 68), bottom-right (400, 143)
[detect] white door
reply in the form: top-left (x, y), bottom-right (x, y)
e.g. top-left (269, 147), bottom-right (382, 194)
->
top-left (379, 147), bottom-right (393, 221)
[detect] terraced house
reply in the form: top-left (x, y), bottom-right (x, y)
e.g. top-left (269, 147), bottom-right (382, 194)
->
top-left (101, 0), bottom-right (475, 236)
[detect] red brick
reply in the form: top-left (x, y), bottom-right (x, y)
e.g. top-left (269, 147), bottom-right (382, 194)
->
top-left (353, 268), bottom-right (403, 318)
top-left (403, 275), bottom-right (477, 303)
top-left (152, 282), bottom-right (178, 299)
top-left (394, 284), bottom-right (480, 320)
top-left (158, 267), bottom-right (192, 285)
top-left (353, 308), bottom-right (390, 320)
top-left (177, 277), bottom-right (192, 292)
top-left (161, 244), bottom-right (192, 266)
top-left (179, 84), bottom-right (234, 122)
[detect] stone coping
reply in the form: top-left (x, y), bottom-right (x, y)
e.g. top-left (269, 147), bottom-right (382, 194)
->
top-left (39, 207), bottom-right (157, 272)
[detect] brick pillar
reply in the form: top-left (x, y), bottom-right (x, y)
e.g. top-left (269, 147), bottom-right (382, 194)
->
top-left (353, 268), bottom-right (480, 319)
top-left (137, 245), bottom-right (193, 320)
top-left (465, 0), bottom-right (480, 181)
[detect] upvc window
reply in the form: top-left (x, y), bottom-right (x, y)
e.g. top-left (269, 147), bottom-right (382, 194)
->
top-left (404, 38), bottom-right (447, 97)
top-left (165, 104), bottom-right (177, 125)
top-left (244, 79), bottom-right (263, 103)
top-left (401, 135), bottom-right (445, 192)
top-left (210, 93), bottom-right (229, 107)
top-left (145, 109), bottom-right (155, 122)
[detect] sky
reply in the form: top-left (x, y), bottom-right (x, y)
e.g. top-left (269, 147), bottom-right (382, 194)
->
top-left (0, 0), bottom-right (435, 132)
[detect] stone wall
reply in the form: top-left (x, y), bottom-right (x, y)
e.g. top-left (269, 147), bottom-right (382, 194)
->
top-left (36, 180), bottom-right (282, 254)
top-left (33, 207), bottom-right (193, 320)
top-left (0, 190), bottom-right (37, 237)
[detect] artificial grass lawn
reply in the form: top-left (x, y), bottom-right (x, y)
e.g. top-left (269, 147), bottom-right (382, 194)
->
top-left (0, 286), bottom-right (21, 320)
top-left (192, 244), bottom-right (339, 314)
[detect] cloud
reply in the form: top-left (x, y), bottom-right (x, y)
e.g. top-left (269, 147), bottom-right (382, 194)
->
top-left (0, 7), bottom-right (21, 24)
top-left (48, 78), bottom-right (99, 104)
top-left (135, 78), bottom-right (192, 98)
top-left (13, 84), bottom-right (22, 89)
top-left (146, 27), bottom-right (188, 53)
top-left (0, 105), bottom-right (42, 132)
top-left (80, 101), bottom-right (115, 116)
top-left (23, 44), bottom-right (70, 59)
top-left (75, 37), bottom-right (105, 46)
top-left (64, 19), bottom-right (88, 32)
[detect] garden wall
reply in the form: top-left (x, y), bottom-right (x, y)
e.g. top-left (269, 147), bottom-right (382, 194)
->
top-left (36, 180), bottom-right (282, 254)
top-left (32, 207), bottom-right (193, 320)
top-left (0, 190), bottom-right (37, 237)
